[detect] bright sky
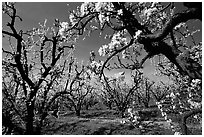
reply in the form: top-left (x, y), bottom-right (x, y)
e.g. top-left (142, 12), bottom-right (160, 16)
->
top-left (3, 2), bottom-right (200, 84)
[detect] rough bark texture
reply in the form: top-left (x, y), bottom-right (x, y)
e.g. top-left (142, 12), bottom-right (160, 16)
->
top-left (113, 2), bottom-right (202, 80)
top-left (180, 109), bottom-right (202, 135)
top-left (25, 102), bottom-right (35, 134)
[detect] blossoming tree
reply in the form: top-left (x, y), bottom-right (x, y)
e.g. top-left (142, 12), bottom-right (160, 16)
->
top-left (68, 2), bottom-right (201, 135)
top-left (2, 2), bottom-right (76, 134)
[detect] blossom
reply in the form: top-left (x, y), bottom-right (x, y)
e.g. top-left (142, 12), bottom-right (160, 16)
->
top-left (174, 132), bottom-right (182, 135)
top-left (120, 120), bottom-right (126, 124)
top-left (194, 115), bottom-right (198, 119)
top-left (127, 108), bottom-right (132, 113)
top-left (108, 32), bottom-right (127, 51)
top-left (139, 125), bottom-right (143, 129)
top-left (95, 2), bottom-right (113, 12)
top-left (167, 119), bottom-right (172, 123)
top-left (122, 50), bottom-right (130, 59)
top-left (134, 30), bottom-right (142, 39)
top-left (156, 102), bottom-right (160, 105)
top-left (174, 23), bottom-right (185, 30)
top-left (161, 112), bottom-right (166, 117)
top-left (80, 2), bottom-right (95, 16)
top-left (90, 61), bottom-right (102, 69)
top-left (157, 104), bottom-right (162, 109)
top-left (142, 7), bottom-right (157, 19)
top-left (95, 2), bottom-right (106, 12)
top-left (69, 13), bottom-right (78, 26)
top-left (98, 44), bottom-right (108, 56)
top-left (98, 13), bottom-right (109, 27)
top-left (170, 92), bottom-right (176, 98)
top-left (117, 9), bottom-right (123, 15)
top-left (59, 22), bottom-right (69, 37)
top-left (188, 100), bottom-right (201, 109)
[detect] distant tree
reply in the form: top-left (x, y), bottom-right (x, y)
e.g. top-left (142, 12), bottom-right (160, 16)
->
top-left (68, 2), bottom-right (201, 134)
top-left (98, 88), bottom-right (114, 110)
top-left (83, 92), bottom-right (98, 110)
top-left (98, 70), bottom-right (142, 117)
top-left (54, 58), bottom-right (94, 116)
top-left (136, 77), bottom-right (154, 108)
top-left (151, 82), bottom-right (170, 103)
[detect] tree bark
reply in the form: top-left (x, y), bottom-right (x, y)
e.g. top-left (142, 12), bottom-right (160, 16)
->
top-left (180, 109), bottom-right (202, 135)
top-left (113, 2), bottom-right (202, 80)
top-left (25, 101), bottom-right (35, 134)
top-left (76, 109), bottom-right (81, 117)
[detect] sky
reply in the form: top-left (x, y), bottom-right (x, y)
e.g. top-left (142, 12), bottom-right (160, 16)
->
top-left (2, 2), bottom-right (199, 84)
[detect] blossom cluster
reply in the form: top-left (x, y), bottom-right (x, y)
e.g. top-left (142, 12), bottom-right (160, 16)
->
top-left (156, 101), bottom-right (182, 135)
top-left (98, 31), bottom-right (129, 56)
top-left (138, 2), bottom-right (169, 32)
top-left (59, 22), bottom-right (69, 38)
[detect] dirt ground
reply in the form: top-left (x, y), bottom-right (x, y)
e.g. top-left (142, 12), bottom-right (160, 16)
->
top-left (41, 109), bottom-right (178, 135)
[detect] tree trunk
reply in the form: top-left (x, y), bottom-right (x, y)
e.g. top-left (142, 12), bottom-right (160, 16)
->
top-left (75, 104), bottom-right (81, 117)
top-left (85, 105), bottom-right (89, 110)
top-left (108, 102), bottom-right (112, 110)
top-left (76, 109), bottom-right (81, 117)
top-left (113, 2), bottom-right (202, 80)
top-left (143, 102), bottom-right (149, 108)
top-left (25, 102), bottom-right (35, 134)
top-left (180, 109), bottom-right (202, 135)
top-left (160, 42), bottom-right (202, 80)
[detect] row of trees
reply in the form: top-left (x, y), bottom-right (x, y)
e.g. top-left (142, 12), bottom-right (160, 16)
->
top-left (2, 2), bottom-right (202, 135)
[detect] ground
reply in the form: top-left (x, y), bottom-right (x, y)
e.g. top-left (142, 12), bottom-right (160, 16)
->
top-left (40, 107), bottom-right (201, 135)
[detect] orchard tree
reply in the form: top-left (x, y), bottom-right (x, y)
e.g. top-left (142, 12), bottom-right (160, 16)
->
top-left (151, 82), bottom-right (170, 103)
top-left (98, 70), bottom-right (142, 117)
top-left (136, 76), bottom-right (154, 108)
top-left (2, 2), bottom-right (76, 134)
top-left (83, 91), bottom-right (98, 110)
top-left (54, 58), bottom-right (95, 116)
top-left (68, 2), bottom-right (201, 80)
top-left (97, 86), bottom-right (114, 110)
top-left (68, 2), bottom-right (201, 134)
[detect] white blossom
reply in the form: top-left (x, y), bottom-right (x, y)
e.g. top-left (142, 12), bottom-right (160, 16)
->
top-left (170, 92), bottom-right (176, 99)
top-left (95, 2), bottom-right (113, 12)
top-left (90, 61), bottom-right (102, 69)
top-left (98, 44), bottom-right (108, 56)
top-left (142, 7), bottom-right (157, 19)
top-left (95, 2), bottom-right (106, 12)
top-left (174, 132), bottom-right (182, 135)
top-left (80, 2), bottom-right (90, 16)
top-left (69, 13), bottom-right (77, 25)
top-left (134, 30), bottom-right (142, 39)
top-left (117, 9), bottom-right (123, 15)
top-left (174, 23), bottom-right (185, 30)
top-left (167, 119), bottom-right (172, 123)
top-left (120, 120), bottom-right (126, 124)
top-left (59, 22), bottom-right (69, 37)
top-left (127, 108), bottom-right (132, 113)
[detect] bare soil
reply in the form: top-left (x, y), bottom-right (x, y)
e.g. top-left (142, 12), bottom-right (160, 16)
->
top-left (41, 109), bottom-right (177, 135)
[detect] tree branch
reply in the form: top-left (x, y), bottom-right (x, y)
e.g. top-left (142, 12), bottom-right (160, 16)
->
top-left (2, 30), bottom-right (16, 37)
top-left (180, 109), bottom-right (202, 135)
top-left (100, 39), bottom-right (134, 77)
top-left (138, 3), bottom-right (201, 43)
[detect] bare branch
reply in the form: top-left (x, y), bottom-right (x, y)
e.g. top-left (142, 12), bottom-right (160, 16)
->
top-left (100, 39), bottom-right (134, 77)
top-left (2, 30), bottom-right (16, 37)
